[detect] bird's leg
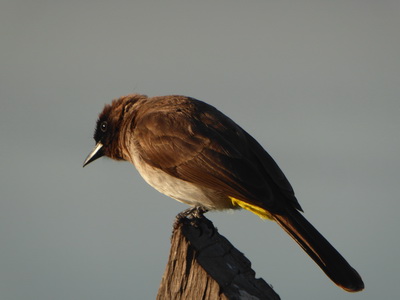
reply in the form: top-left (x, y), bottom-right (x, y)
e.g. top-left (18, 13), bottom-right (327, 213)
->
top-left (192, 206), bottom-right (209, 218)
top-left (174, 206), bottom-right (209, 229)
top-left (181, 206), bottom-right (209, 219)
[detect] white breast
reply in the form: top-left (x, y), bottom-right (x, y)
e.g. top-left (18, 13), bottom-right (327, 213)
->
top-left (129, 152), bottom-right (231, 210)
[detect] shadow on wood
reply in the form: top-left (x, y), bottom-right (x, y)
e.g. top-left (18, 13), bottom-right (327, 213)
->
top-left (157, 216), bottom-right (280, 300)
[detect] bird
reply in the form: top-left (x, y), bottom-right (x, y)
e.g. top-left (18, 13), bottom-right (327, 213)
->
top-left (83, 94), bottom-right (364, 292)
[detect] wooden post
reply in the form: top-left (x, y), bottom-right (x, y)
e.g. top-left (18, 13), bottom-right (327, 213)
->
top-left (157, 216), bottom-right (280, 300)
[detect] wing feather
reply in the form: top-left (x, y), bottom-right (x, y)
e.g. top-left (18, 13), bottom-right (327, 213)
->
top-left (133, 96), bottom-right (300, 212)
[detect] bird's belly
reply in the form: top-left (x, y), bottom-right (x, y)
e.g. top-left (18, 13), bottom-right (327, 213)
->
top-left (133, 160), bottom-right (233, 210)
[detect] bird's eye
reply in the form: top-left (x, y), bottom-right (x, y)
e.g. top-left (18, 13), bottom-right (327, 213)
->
top-left (100, 121), bottom-right (108, 132)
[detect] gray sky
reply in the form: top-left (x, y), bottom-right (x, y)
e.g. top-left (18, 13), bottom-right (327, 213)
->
top-left (1, 0), bottom-right (399, 299)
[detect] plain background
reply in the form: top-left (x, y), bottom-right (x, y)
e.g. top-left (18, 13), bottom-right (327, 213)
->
top-left (1, 1), bottom-right (399, 299)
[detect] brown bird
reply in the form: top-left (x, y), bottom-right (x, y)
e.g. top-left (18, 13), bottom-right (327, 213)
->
top-left (83, 94), bottom-right (364, 292)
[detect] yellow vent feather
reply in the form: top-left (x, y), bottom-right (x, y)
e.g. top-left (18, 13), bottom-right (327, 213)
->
top-left (229, 197), bottom-right (273, 220)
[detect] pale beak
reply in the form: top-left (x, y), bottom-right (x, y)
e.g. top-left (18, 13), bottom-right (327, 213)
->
top-left (83, 142), bottom-right (104, 167)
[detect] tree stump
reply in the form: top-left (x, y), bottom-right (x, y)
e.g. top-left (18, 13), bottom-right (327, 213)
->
top-left (157, 216), bottom-right (280, 300)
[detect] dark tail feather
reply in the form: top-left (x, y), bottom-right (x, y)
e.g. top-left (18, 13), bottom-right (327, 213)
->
top-left (273, 208), bottom-right (364, 292)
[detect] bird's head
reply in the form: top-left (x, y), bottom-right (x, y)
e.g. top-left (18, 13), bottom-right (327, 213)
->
top-left (83, 94), bottom-right (146, 167)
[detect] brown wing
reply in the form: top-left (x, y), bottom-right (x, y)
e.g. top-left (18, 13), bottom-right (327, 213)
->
top-left (133, 96), bottom-right (301, 212)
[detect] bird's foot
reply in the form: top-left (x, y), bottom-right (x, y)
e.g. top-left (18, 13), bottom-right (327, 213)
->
top-left (173, 206), bottom-right (209, 229)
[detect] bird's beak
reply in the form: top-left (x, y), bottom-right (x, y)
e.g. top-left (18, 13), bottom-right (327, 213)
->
top-left (83, 142), bottom-right (104, 167)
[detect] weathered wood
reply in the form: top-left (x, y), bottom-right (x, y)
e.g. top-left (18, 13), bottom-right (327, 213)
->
top-left (157, 216), bottom-right (280, 300)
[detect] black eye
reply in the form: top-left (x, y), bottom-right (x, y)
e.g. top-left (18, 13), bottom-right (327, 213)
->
top-left (100, 121), bottom-right (108, 132)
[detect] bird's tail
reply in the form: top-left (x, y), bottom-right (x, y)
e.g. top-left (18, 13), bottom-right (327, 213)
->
top-left (272, 208), bottom-right (364, 292)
